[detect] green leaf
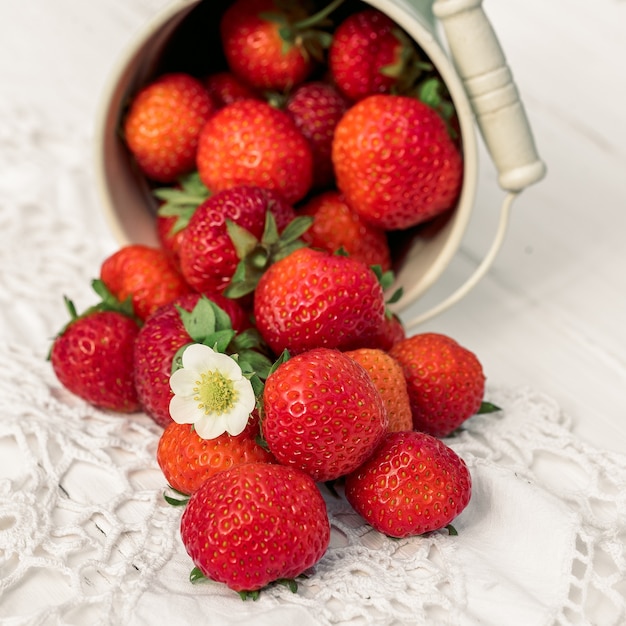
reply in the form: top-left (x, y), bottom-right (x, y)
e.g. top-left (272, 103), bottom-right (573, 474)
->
top-left (177, 296), bottom-right (235, 344)
top-left (478, 401), bottom-right (502, 414)
top-left (238, 349), bottom-right (273, 380)
top-left (171, 342), bottom-right (194, 375)
top-left (445, 524), bottom-right (458, 536)
top-left (226, 219), bottom-right (260, 261)
top-left (204, 329), bottom-right (237, 354)
top-left (238, 589), bottom-right (261, 601)
top-left (279, 215), bottom-right (313, 243)
top-left (190, 567), bottom-right (208, 584)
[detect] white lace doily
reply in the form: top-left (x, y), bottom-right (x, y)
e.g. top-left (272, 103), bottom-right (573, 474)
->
top-left (1, 108), bottom-right (625, 626)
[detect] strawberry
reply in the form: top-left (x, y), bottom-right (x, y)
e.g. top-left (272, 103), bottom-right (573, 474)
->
top-left (203, 71), bottom-right (261, 109)
top-left (196, 99), bottom-right (313, 204)
top-left (50, 284), bottom-right (141, 413)
top-left (343, 348), bottom-right (412, 433)
top-left (157, 412), bottom-right (274, 495)
top-left (284, 81), bottom-right (350, 189)
top-left (219, 0), bottom-right (340, 91)
top-left (123, 72), bottom-right (216, 183)
top-left (389, 333), bottom-right (486, 437)
top-left (332, 94), bottom-right (463, 231)
top-left (329, 9), bottom-right (417, 102)
top-left (180, 462), bottom-right (331, 594)
top-left (133, 293), bottom-right (252, 428)
top-left (99, 244), bottom-right (192, 321)
top-left (298, 190), bottom-right (391, 270)
top-left (253, 247), bottom-right (387, 355)
top-left (261, 348), bottom-right (388, 482)
top-left (177, 185), bottom-right (298, 295)
top-left (344, 430), bottom-right (472, 538)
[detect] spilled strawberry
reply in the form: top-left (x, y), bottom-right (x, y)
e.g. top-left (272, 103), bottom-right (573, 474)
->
top-left (180, 462), bottom-right (331, 595)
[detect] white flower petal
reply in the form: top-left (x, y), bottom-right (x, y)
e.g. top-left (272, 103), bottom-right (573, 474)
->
top-left (181, 343), bottom-right (218, 372)
top-left (195, 413), bottom-right (230, 440)
top-left (169, 394), bottom-right (201, 425)
top-left (211, 351), bottom-right (244, 380)
top-left (225, 408), bottom-right (251, 437)
top-left (169, 367), bottom-right (201, 396)
top-left (235, 378), bottom-right (256, 414)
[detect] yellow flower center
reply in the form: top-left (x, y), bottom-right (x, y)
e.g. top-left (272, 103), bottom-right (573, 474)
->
top-left (193, 370), bottom-right (238, 416)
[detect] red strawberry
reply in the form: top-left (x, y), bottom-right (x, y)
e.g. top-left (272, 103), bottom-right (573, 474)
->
top-left (178, 185), bottom-right (297, 295)
top-left (180, 462), bottom-right (331, 594)
top-left (50, 294), bottom-right (141, 413)
top-left (332, 94), bottom-right (463, 230)
top-left (123, 72), bottom-right (216, 183)
top-left (253, 247), bottom-right (387, 355)
top-left (100, 244), bottom-right (192, 321)
top-left (204, 71), bottom-right (261, 109)
top-left (220, 0), bottom-right (325, 91)
top-left (299, 190), bottom-right (391, 270)
top-left (133, 293), bottom-right (250, 428)
top-left (196, 99), bottom-right (313, 204)
top-left (389, 333), bottom-right (486, 437)
top-left (344, 348), bottom-right (412, 433)
top-left (345, 430), bottom-right (472, 538)
top-left (261, 348), bottom-right (388, 482)
top-left (157, 412), bottom-right (274, 495)
top-left (329, 9), bottom-right (416, 102)
top-left (284, 81), bottom-right (350, 189)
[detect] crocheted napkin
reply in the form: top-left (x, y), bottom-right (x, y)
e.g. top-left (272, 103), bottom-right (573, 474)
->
top-left (1, 107), bottom-right (624, 626)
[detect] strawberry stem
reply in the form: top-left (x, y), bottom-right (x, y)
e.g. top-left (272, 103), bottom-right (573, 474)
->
top-left (293, 0), bottom-right (345, 30)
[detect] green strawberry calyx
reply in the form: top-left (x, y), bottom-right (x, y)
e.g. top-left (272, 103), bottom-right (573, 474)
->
top-left (48, 279), bottom-right (140, 359)
top-left (189, 565), bottom-right (301, 600)
top-left (225, 210), bottom-right (313, 299)
top-left (171, 296), bottom-right (274, 402)
top-left (153, 171), bottom-right (211, 236)
top-left (260, 0), bottom-right (346, 63)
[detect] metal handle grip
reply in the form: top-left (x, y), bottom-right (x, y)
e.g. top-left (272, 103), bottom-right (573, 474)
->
top-left (433, 0), bottom-right (546, 191)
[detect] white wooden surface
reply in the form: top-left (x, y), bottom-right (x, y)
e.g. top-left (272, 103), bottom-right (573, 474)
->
top-left (1, 0), bottom-right (625, 455)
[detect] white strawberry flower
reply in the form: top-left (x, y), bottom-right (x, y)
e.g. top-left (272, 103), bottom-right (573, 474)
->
top-left (169, 343), bottom-right (255, 439)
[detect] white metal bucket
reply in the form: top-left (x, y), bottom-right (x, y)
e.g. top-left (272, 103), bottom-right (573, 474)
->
top-left (94, 0), bottom-right (545, 328)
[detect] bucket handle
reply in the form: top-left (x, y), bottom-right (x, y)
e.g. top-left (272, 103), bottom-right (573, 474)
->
top-left (403, 0), bottom-right (546, 330)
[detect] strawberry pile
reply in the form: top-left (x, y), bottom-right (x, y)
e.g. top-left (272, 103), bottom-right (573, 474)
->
top-left (48, 0), bottom-right (499, 600)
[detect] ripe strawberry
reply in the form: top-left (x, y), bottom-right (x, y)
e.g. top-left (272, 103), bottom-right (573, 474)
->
top-left (299, 190), bottom-right (391, 270)
top-left (133, 292), bottom-right (250, 428)
top-left (157, 412), bottom-right (274, 495)
top-left (180, 462), bottom-right (331, 594)
top-left (196, 99), bottom-right (313, 204)
top-left (178, 185), bottom-right (297, 295)
top-left (329, 9), bottom-right (416, 102)
top-left (100, 244), bottom-right (192, 321)
top-left (123, 72), bottom-right (216, 183)
top-left (261, 348), bottom-right (388, 482)
top-left (203, 71), bottom-right (261, 109)
top-left (389, 333), bottom-right (486, 437)
top-left (220, 0), bottom-right (334, 91)
top-left (344, 348), bottom-right (412, 433)
top-left (50, 293), bottom-right (141, 413)
top-left (332, 94), bottom-right (463, 230)
top-left (284, 81), bottom-right (350, 189)
top-left (344, 430), bottom-right (472, 538)
top-left (253, 247), bottom-right (387, 355)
